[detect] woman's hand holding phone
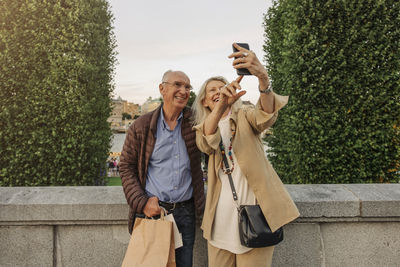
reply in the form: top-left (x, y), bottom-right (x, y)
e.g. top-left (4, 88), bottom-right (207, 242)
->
top-left (229, 43), bottom-right (269, 80)
top-left (231, 43), bottom-right (252, 75)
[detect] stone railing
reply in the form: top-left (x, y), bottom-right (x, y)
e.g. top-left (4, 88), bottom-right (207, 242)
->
top-left (1, 184), bottom-right (399, 267)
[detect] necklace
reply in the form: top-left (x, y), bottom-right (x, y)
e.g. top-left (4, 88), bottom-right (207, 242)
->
top-left (219, 128), bottom-right (236, 174)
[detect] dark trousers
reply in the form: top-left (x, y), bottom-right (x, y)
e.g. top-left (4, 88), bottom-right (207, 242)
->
top-left (169, 201), bottom-right (196, 267)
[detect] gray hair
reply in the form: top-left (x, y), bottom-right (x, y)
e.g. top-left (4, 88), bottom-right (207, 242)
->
top-left (192, 76), bottom-right (242, 126)
top-left (161, 70), bottom-right (173, 83)
top-left (161, 70), bottom-right (190, 83)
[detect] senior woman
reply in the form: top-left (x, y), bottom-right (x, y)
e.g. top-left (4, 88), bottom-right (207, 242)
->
top-left (192, 43), bottom-right (299, 267)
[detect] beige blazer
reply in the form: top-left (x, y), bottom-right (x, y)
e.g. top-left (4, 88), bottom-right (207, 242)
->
top-left (194, 93), bottom-right (300, 240)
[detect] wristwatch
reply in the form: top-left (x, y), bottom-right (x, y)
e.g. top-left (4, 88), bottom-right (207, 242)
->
top-left (259, 82), bottom-right (273, 94)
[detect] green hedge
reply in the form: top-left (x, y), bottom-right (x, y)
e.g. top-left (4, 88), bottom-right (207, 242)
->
top-left (264, 0), bottom-right (400, 183)
top-left (0, 0), bottom-right (116, 186)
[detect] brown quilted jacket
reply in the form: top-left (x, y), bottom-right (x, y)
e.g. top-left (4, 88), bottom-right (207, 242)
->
top-left (119, 105), bottom-right (205, 233)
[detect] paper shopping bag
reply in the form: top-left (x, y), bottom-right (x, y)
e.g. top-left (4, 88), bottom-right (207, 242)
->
top-left (121, 210), bottom-right (175, 267)
top-left (164, 213), bottom-right (183, 249)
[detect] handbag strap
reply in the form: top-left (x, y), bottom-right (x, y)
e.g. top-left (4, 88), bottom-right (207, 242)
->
top-left (219, 140), bottom-right (240, 209)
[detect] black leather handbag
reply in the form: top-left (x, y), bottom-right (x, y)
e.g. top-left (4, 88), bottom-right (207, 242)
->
top-left (219, 141), bottom-right (284, 248)
top-left (238, 205), bottom-right (283, 247)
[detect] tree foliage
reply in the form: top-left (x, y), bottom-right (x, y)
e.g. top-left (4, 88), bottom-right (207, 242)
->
top-left (187, 91), bottom-right (197, 108)
top-left (0, 0), bottom-right (117, 186)
top-left (122, 112), bottom-right (132, 120)
top-left (264, 0), bottom-right (400, 183)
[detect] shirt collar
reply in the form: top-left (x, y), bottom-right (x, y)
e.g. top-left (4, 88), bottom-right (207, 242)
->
top-left (160, 108), bottom-right (183, 131)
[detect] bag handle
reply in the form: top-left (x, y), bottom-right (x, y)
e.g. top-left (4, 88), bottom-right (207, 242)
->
top-left (145, 207), bottom-right (167, 220)
top-left (219, 140), bottom-right (240, 210)
top-left (160, 207), bottom-right (166, 220)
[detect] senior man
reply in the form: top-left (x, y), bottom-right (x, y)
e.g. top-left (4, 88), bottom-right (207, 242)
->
top-left (119, 70), bottom-right (205, 267)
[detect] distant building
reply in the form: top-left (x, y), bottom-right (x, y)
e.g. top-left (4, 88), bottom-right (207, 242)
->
top-left (108, 96), bottom-right (141, 131)
top-left (124, 101), bottom-right (140, 118)
top-left (141, 96), bottom-right (161, 114)
top-left (108, 97), bottom-right (124, 128)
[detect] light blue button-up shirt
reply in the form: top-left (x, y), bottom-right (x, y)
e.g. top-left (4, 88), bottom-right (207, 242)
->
top-left (145, 110), bottom-right (193, 202)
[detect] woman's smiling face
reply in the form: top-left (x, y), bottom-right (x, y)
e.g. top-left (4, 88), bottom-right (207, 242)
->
top-left (202, 80), bottom-right (226, 111)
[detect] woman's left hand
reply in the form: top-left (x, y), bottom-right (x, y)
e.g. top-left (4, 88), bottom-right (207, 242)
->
top-left (228, 43), bottom-right (269, 80)
top-left (218, 75), bottom-right (246, 108)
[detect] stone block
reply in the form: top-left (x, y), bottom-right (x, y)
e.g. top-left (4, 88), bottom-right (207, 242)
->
top-left (0, 226), bottom-right (53, 267)
top-left (1, 185), bottom-right (400, 267)
top-left (193, 226), bottom-right (208, 267)
top-left (321, 222), bottom-right (400, 267)
top-left (344, 184), bottom-right (400, 217)
top-left (286, 184), bottom-right (360, 218)
top-left (273, 223), bottom-right (322, 267)
top-left (0, 186), bottom-right (128, 222)
top-left (57, 224), bottom-right (130, 267)
top-left (57, 224), bottom-right (207, 267)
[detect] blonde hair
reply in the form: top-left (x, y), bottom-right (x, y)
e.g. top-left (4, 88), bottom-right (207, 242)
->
top-left (192, 76), bottom-right (242, 125)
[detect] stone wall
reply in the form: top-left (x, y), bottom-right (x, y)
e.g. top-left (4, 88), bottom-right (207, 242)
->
top-left (1, 184), bottom-right (399, 267)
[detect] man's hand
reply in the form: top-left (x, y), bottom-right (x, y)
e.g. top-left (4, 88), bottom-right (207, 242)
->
top-left (143, 196), bottom-right (161, 217)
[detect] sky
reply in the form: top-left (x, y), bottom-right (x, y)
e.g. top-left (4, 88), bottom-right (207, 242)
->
top-left (108, 0), bottom-right (274, 105)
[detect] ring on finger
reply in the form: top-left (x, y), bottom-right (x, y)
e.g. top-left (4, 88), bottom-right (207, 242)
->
top-left (243, 52), bottom-right (248, 57)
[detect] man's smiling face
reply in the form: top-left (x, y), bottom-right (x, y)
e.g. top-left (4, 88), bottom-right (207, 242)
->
top-left (160, 71), bottom-right (191, 112)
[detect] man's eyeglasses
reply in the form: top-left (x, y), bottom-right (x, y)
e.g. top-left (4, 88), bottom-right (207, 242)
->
top-left (162, 81), bottom-right (192, 92)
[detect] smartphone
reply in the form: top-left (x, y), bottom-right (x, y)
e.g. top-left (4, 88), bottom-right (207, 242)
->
top-left (232, 43), bottom-right (251, 75)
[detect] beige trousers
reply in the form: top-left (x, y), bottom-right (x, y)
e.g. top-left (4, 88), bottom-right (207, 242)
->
top-left (207, 242), bottom-right (274, 267)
